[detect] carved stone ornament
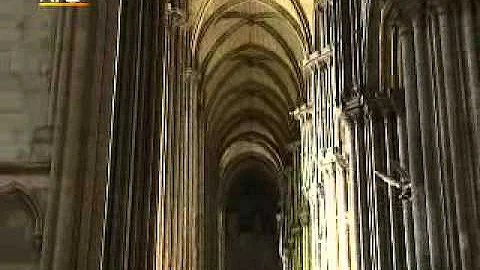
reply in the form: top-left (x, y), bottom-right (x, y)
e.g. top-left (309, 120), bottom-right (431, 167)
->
top-left (303, 49), bottom-right (333, 70)
top-left (167, 4), bottom-right (187, 28)
top-left (299, 209), bottom-right (310, 225)
top-left (0, 180), bottom-right (44, 252)
top-left (30, 125), bottom-right (54, 162)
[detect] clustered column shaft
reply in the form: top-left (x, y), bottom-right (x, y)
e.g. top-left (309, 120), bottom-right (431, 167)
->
top-left (156, 3), bottom-right (204, 269)
top-left (342, 1), bottom-right (480, 270)
top-left (40, 3), bottom-right (119, 269)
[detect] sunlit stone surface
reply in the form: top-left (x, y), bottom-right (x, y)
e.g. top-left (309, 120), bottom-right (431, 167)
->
top-left (0, 0), bottom-right (479, 270)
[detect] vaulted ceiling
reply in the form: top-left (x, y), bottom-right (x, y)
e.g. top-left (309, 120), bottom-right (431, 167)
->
top-left (190, 0), bottom-right (314, 193)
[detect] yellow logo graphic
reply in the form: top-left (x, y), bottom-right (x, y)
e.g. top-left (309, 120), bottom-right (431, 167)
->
top-left (38, 0), bottom-right (91, 8)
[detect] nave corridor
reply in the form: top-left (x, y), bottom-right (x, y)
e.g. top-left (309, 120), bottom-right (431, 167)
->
top-left (0, 0), bottom-right (479, 270)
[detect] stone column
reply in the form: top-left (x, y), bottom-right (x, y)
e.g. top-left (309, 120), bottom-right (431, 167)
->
top-left (173, 11), bottom-right (185, 268)
top-left (307, 63), bottom-right (320, 270)
top-left (412, 13), bottom-right (448, 269)
top-left (40, 2), bottom-right (119, 269)
top-left (100, 0), bottom-right (163, 269)
top-left (189, 68), bottom-right (201, 270)
top-left (338, 0), bottom-right (353, 101)
top-left (324, 162), bottom-right (338, 270)
top-left (304, 118), bottom-right (314, 270)
top-left (355, 110), bottom-right (371, 270)
top-left (346, 113), bottom-right (360, 270)
top-left (292, 141), bottom-right (304, 270)
top-left (367, 104), bottom-right (392, 270)
top-left (162, 9), bottom-right (175, 268)
top-left (334, 152), bottom-right (349, 270)
top-left (395, 110), bottom-right (416, 270)
top-left (279, 165), bottom-right (292, 270)
top-left (158, 10), bottom-right (170, 268)
top-left (461, 0), bottom-right (480, 207)
top-left (384, 109), bottom-right (406, 270)
top-left (167, 7), bottom-right (178, 268)
top-left (198, 88), bottom-right (206, 270)
top-left (184, 67), bottom-right (191, 270)
top-left (293, 105), bottom-right (313, 270)
top-left (429, 14), bottom-right (460, 269)
top-left (178, 23), bottom-right (186, 270)
top-left (157, 21), bottom-right (168, 267)
top-left (437, 6), bottom-right (479, 269)
top-left (399, 26), bottom-right (431, 270)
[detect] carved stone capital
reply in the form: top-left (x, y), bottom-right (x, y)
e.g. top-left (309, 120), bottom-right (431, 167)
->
top-left (303, 49), bottom-right (333, 70)
top-left (291, 104), bottom-right (312, 122)
top-left (398, 23), bottom-right (414, 39)
top-left (392, 0), bottom-right (427, 22)
top-left (290, 225), bottom-right (303, 236)
top-left (286, 140), bottom-right (301, 154)
top-left (307, 180), bottom-right (324, 198)
top-left (343, 95), bottom-right (365, 125)
top-left (388, 89), bottom-right (406, 115)
top-left (427, 0), bottom-right (454, 16)
top-left (361, 93), bottom-right (395, 121)
top-left (314, 0), bottom-right (328, 10)
top-left (167, 4), bottom-right (187, 28)
top-left (319, 148), bottom-right (347, 173)
top-left (279, 166), bottom-right (293, 181)
top-left (184, 68), bottom-right (200, 83)
top-left (298, 210), bottom-right (310, 226)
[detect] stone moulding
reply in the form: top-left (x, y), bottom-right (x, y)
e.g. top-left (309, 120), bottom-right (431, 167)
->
top-left (0, 178), bottom-right (45, 251)
top-left (303, 49), bottom-right (333, 69)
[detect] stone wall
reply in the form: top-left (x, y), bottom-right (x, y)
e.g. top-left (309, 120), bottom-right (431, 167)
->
top-left (0, 1), bottom-right (55, 269)
top-left (0, 0), bottom-right (55, 162)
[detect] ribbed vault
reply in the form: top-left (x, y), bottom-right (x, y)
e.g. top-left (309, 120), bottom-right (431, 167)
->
top-left (192, 0), bottom-right (313, 266)
top-left (192, 0), bottom-right (313, 196)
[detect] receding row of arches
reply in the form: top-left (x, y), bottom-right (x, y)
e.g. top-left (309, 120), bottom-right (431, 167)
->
top-left (192, 0), bottom-right (313, 268)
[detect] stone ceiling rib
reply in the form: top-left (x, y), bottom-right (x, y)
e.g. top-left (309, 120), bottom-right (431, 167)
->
top-left (193, 0), bottom-right (313, 178)
top-left (220, 130), bottom-right (282, 158)
top-left (205, 68), bottom-right (295, 111)
top-left (207, 82), bottom-right (290, 124)
top-left (191, 0), bottom-right (312, 52)
top-left (201, 46), bottom-right (300, 102)
top-left (219, 145), bottom-right (281, 180)
top-left (211, 113), bottom-right (288, 150)
top-left (209, 97), bottom-right (287, 135)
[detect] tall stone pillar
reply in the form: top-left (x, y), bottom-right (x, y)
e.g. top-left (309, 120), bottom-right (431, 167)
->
top-left (354, 104), bottom-right (371, 270)
top-left (460, 0), bottom-right (480, 219)
top-left (399, 26), bottom-right (431, 270)
top-left (101, 0), bottom-right (163, 269)
top-left (284, 142), bottom-right (296, 270)
top-left (345, 110), bottom-right (360, 270)
top-left (429, 12), bottom-right (461, 269)
top-left (335, 151), bottom-right (349, 270)
top-left (384, 109), bottom-right (407, 270)
top-left (366, 102), bottom-right (392, 270)
top-left (197, 86), bottom-right (206, 270)
top-left (293, 105), bottom-right (313, 270)
top-left (412, 13), bottom-right (448, 269)
top-left (185, 67), bottom-right (200, 270)
top-left (395, 109), bottom-right (416, 270)
top-left (157, 18), bottom-right (168, 266)
top-left (280, 143), bottom-right (297, 270)
top-left (161, 7), bottom-right (175, 267)
top-left (437, 5), bottom-right (480, 269)
top-left (40, 2), bottom-right (119, 269)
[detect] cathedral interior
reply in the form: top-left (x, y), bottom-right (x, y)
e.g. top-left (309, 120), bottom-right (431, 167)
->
top-left (0, 0), bottom-right (479, 269)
